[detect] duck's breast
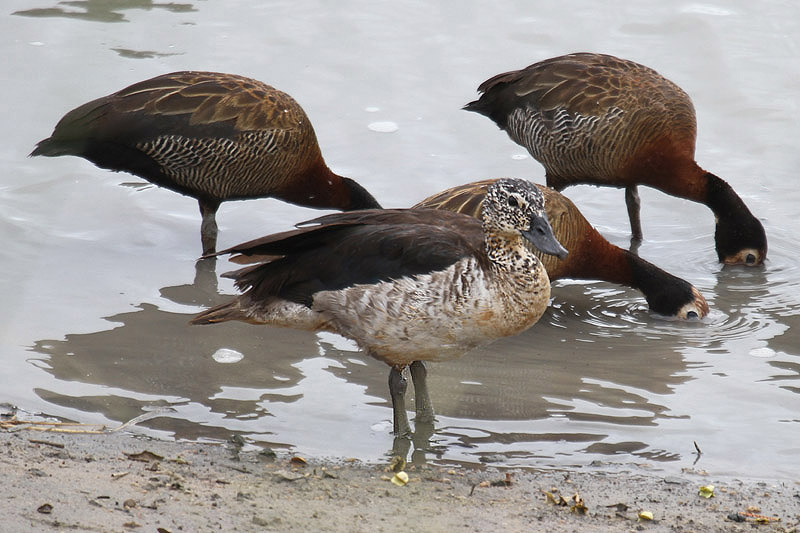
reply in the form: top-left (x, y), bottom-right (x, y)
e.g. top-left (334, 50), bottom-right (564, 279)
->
top-left (315, 256), bottom-right (549, 366)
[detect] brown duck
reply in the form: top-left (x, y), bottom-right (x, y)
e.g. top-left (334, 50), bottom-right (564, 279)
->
top-left (464, 52), bottom-right (767, 266)
top-left (191, 178), bottom-right (568, 437)
top-left (31, 71), bottom-right (381, 254)
top-left (415, 179), bottom-right (709, 319)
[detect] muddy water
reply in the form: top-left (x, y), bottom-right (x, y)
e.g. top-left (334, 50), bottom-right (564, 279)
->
top-left (2, 1), bottom-right (798, 477)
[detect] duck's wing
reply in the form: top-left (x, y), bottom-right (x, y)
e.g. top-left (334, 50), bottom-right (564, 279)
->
top-left (221, 210), bottom-right (485, 307)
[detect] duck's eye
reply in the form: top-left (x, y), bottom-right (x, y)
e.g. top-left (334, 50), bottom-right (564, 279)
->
top-left (507, 196), bottom-right (519, 207)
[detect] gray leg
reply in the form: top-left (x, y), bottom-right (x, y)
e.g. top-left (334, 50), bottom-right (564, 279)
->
top-left (198, 199), bottom-right (220, 256)
top-left (625, 185), bottom-right (643, 242)
top-left (409, 361), bottom-right (434, 424)
top-left (389, 366), bottom-right (411, 437)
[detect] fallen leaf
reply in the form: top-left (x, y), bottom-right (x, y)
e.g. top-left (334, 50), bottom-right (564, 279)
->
top-left (543, 490), bottom-right (568, 506)
top-left (698, 484), bottom-right (715, 498)
top-left (37, 503), bottom-right (53, 514)
top-left (638, 511), bottom-right (654, 521)
top-left (125, 451), bottom-right (164, 463)
top-left (391, 472), bottom-right (409, 486)
top-left (570, 493), bottom-right (588, 514)
top-left (290, 456), bottom-right (307, 467)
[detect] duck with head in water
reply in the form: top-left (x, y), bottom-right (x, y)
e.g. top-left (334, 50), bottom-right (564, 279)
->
top-left (191, 178), bottom-right (568, 437)
top-left (415, 178), bottom-right (709, 320)
top-left (31, 71), bottom-right (381, 255)
top-left (464, 52), bottom-right (767, 266)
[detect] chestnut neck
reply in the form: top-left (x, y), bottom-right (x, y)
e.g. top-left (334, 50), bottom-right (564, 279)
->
top-left (553, 222), bottom-right (695, 316)
top-left (704, 172), bottom-right (754, 220)
top-left (279, 156), bottom-right (381, 211)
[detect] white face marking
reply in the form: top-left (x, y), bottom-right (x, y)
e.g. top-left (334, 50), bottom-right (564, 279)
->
top-left (482, 178), bottom-right (547, 237)
top-left (723, 248), bottom-right (764, 266)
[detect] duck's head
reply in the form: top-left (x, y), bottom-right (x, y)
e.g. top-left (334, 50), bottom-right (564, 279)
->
top-left (715, 214), bottom-right (767, 266)
top-left (483, 178), bottom-right (568, 259)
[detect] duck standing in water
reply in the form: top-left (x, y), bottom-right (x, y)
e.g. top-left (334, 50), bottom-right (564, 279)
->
top-left (464, 52), bottom-right (767, 265)
top-left (31, 71), bottom-right (381, 254)
top-left (415, 179), bottom-right (709, 319)
top-left (191, 178), bottom-right (568, 436)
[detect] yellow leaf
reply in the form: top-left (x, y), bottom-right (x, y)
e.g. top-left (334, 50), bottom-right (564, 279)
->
top-left (699, 484), bottom-right (715, 498)
top-left (391, 471), bottom-right (409, 486)
top-left (638, 511), bottom-right (654, 521)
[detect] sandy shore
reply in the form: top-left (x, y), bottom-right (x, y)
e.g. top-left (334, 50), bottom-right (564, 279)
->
top-left (1, 425), bottom-right (797, 533)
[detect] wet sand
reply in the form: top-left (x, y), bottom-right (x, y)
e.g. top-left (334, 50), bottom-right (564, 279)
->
top-left (2, 429), bottom-right (797, 532)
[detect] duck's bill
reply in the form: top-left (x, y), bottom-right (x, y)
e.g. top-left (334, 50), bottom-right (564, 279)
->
top-left (523, 215), bottom-right (569, 260)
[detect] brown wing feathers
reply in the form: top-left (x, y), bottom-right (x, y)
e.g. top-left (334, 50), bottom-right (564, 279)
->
top-left (219, 211), bottom-right (483, 308)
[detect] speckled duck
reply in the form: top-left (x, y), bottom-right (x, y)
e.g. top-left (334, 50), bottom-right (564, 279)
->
top-left (191, 178), bottom-right (568, 436)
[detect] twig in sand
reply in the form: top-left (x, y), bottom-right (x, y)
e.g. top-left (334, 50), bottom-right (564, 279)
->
top-left (692, 440), bottom-right (702, 465)
top-left (28, 438), bottom-right (66, 449)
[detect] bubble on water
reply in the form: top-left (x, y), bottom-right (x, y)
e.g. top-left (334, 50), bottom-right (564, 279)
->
top-left (511, 153), bottom-right (528, 160)
top-left (368, 121), bottom-right (399, 133)
top-left (212, 348), bottom-right (244, 364)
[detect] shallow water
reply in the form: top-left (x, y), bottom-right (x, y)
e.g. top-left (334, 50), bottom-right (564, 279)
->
top-left (2, 1), bottom-right (798, 478)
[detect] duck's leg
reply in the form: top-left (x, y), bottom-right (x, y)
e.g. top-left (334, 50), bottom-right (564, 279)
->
top-left (198, 199), bottom-right (220, 256)
top-left (409, 361), bottom-right (434, 424)
top-left (625, 185), bottom-right (643, 242)
top-left (389, 365), bottom-right (411, 436)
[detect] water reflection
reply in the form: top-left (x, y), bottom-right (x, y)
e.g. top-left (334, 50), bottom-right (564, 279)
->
top-left (31, 260), bottom-right (312, 442)
top-left (30, 260), bottom-right (701, 464)
top-left (6, 0), bottom-right (799, 477)
top-left (13, 0), bottom-right (196, 23)
top-left (111, 48), bottom-right (184, 59)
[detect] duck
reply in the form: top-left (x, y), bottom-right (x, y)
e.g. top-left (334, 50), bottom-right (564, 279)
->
top-left (415, 178), bottom-right (709, 319)
top-left (464, 52), bottom-right (767, 266)
top-left (31, 71), bottom-right (381, 255)
top-left (191, 178), bottom-right (568, 437)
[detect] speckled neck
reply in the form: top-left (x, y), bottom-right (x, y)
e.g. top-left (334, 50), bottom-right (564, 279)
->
top-left (484, 232), bottom-right (542, 283)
